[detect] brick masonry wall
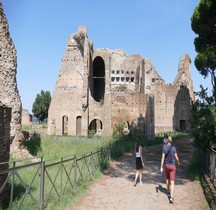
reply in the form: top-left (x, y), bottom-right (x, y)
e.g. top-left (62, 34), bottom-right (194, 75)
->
top-left (48, 26), bottom-right (195, 138)
top-left (0, 105), bottom-right (11, 206)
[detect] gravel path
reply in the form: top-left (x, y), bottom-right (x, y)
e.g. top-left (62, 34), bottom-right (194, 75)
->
top-left (67, 137), bottom-right (210, 210)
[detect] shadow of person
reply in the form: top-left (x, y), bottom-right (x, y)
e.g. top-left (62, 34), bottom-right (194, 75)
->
top-left (156, 184), bottom-right (171, 203)
top-left (155, 184), bottom-right (167, 194)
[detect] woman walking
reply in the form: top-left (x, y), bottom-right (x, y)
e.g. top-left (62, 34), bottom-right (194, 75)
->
top-left (134, 139), bottom-right (144, 186)
top-left (160, 136), bottom-right (180, 203)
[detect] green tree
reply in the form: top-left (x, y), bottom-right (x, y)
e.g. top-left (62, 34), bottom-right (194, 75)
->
top-left (191, 0), bottom-right (216, 102)
top-left (32, 90), bottom-right (51, 123)
top-left (191, 86), bottom-right (216, 149)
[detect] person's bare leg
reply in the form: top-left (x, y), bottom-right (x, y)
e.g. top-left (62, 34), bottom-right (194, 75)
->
top-left (134, 170), bottom-right (139, 186)
top-left (170, 180), bottom-right (175, 197)
top-left (166, 179), bottom-right (170, 194)
top-left (139, 169), bottom-right (142, 184)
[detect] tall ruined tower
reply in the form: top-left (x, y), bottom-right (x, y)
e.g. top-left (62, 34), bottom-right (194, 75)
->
top-left (48, 26), bottom-right (92, 136)
top-left (0, 2), bottom-right (22, 205)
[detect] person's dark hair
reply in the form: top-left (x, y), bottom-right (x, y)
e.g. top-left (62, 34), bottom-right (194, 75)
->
top-left (164, 134), bottom-right (168, 138)
top-left (135, 139), bottom-right (141, 152)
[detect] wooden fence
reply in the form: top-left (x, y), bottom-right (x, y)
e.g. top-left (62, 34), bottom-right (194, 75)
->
top-left (0, 139), bottom-right (125, 210)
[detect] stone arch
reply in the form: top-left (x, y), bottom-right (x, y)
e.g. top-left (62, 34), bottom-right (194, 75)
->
top-left (89, 118), bottom-right (103, 134)
top-left (91, 56), bottom-right (105, 102)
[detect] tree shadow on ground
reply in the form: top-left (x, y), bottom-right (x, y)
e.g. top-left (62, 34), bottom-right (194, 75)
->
top-left (23, 133), bottom-right (41, 156)
top-left (103, 137), bottom-right (195, 187)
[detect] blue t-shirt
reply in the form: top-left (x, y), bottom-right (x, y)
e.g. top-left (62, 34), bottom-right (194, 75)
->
top-left (162, 144), bottom-right (176, 166)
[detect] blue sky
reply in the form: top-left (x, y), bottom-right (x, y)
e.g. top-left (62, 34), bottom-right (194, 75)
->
top-left (1, 0), bottom-right (211, 113)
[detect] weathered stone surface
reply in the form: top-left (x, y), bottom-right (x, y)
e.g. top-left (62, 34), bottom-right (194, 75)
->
top-left (48, 26), bottom-right (195, 139)
top-left (0, 2), bottom-right (22, 143)
top-left (0, 3), bottom-right (30, 206)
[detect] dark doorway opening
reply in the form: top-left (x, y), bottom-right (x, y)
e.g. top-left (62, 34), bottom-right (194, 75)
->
top-left (89, 119), bottom-right (102, 133)
top-left (62, 115), bottom-right (68, 135)
top-left (180, 120), bottom-right (186, 131)
top-left (76, 116), bottom-right (82, 135)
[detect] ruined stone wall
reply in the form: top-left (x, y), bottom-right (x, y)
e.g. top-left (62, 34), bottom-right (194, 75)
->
top-left (173, 54), bottom-right (195, 101)
top-left (48, 26), bottom-right (195, 138)
top-left (0, 3), bottom-right (22, 142)
top-left (111, 93), bottom-right (147, 130)
top-left (0, 103), bottom-right (11, 205)
top-left (151, 54), bottom-right (194, 133)
top-left (48, 26), bottom-right (92, 136)
top-left (110, 52), bottom-right (142, 92)
top-left (152, 84), bottom-right (177, 133)
top-left (143, 58), bottom-right (165, 95)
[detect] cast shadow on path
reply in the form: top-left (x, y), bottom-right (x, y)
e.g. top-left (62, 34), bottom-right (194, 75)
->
top-left (103, 137), bottom-right (195, 187)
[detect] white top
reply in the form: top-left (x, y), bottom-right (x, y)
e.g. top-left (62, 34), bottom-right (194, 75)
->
top-left (135, 147), bottom-right (141, 158)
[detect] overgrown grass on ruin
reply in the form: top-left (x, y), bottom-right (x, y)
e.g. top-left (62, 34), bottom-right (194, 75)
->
top-left (23, 134), bottom-right (118, 160)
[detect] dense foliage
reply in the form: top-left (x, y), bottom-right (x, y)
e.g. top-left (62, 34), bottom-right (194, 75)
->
top-left (32, 90), bottom-right (51, 123)
top-left (191, 0), bottom-right (216, 102)
top-left (191, 0), bottom-right (216, 149)
top-left (191, 86), bottom-right (216, 149)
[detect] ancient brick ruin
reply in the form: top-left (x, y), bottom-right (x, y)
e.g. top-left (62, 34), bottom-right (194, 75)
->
top-left (0, 103), bottom-right (11, 205)
top-left (21, 109), bottom-right (32, 127)
top-left (48, 26), bottom-right (195, 138)
top-left (0, 2), bottom-right (23, 205)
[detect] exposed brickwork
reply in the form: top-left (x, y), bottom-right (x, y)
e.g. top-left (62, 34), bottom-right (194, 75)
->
top-left (48, 26), bottom-right (195, 138)
top-left (0, 103), bottom-right (11, 205)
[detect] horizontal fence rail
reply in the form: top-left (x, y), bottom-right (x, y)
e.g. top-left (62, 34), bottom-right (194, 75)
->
top-left (0, 140), bottom-right (125, 209)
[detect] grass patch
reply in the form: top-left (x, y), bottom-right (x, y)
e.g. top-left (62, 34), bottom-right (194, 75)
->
top-left (48, 171), bottom-right (102, 210)
top-left (38, 135), bottom-right (117, 160)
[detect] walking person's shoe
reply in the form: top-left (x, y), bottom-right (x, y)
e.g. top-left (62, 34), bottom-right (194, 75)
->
top-left (169, 197), bottom-right (174, 204)
top-left (134, 181), bottom-right (137, 187)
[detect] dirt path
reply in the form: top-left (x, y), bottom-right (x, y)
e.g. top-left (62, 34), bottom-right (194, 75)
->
top-left (67, 137), bottom-right (210, 210)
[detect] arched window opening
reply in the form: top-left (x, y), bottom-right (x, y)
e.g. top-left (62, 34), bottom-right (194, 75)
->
top-left (92, 57), bottom-right (105, 102)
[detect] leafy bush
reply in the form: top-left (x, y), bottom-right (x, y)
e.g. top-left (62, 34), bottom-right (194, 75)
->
top-left (112, 121), bottom-right (125, 138)
top-left (191, 87), bottom-right (216, 149)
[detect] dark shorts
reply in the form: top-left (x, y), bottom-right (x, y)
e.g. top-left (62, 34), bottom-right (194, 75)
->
top-left (136, 157), bottom-right (143, 170)
top-left (165, 164), bottom-right (176, 181)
